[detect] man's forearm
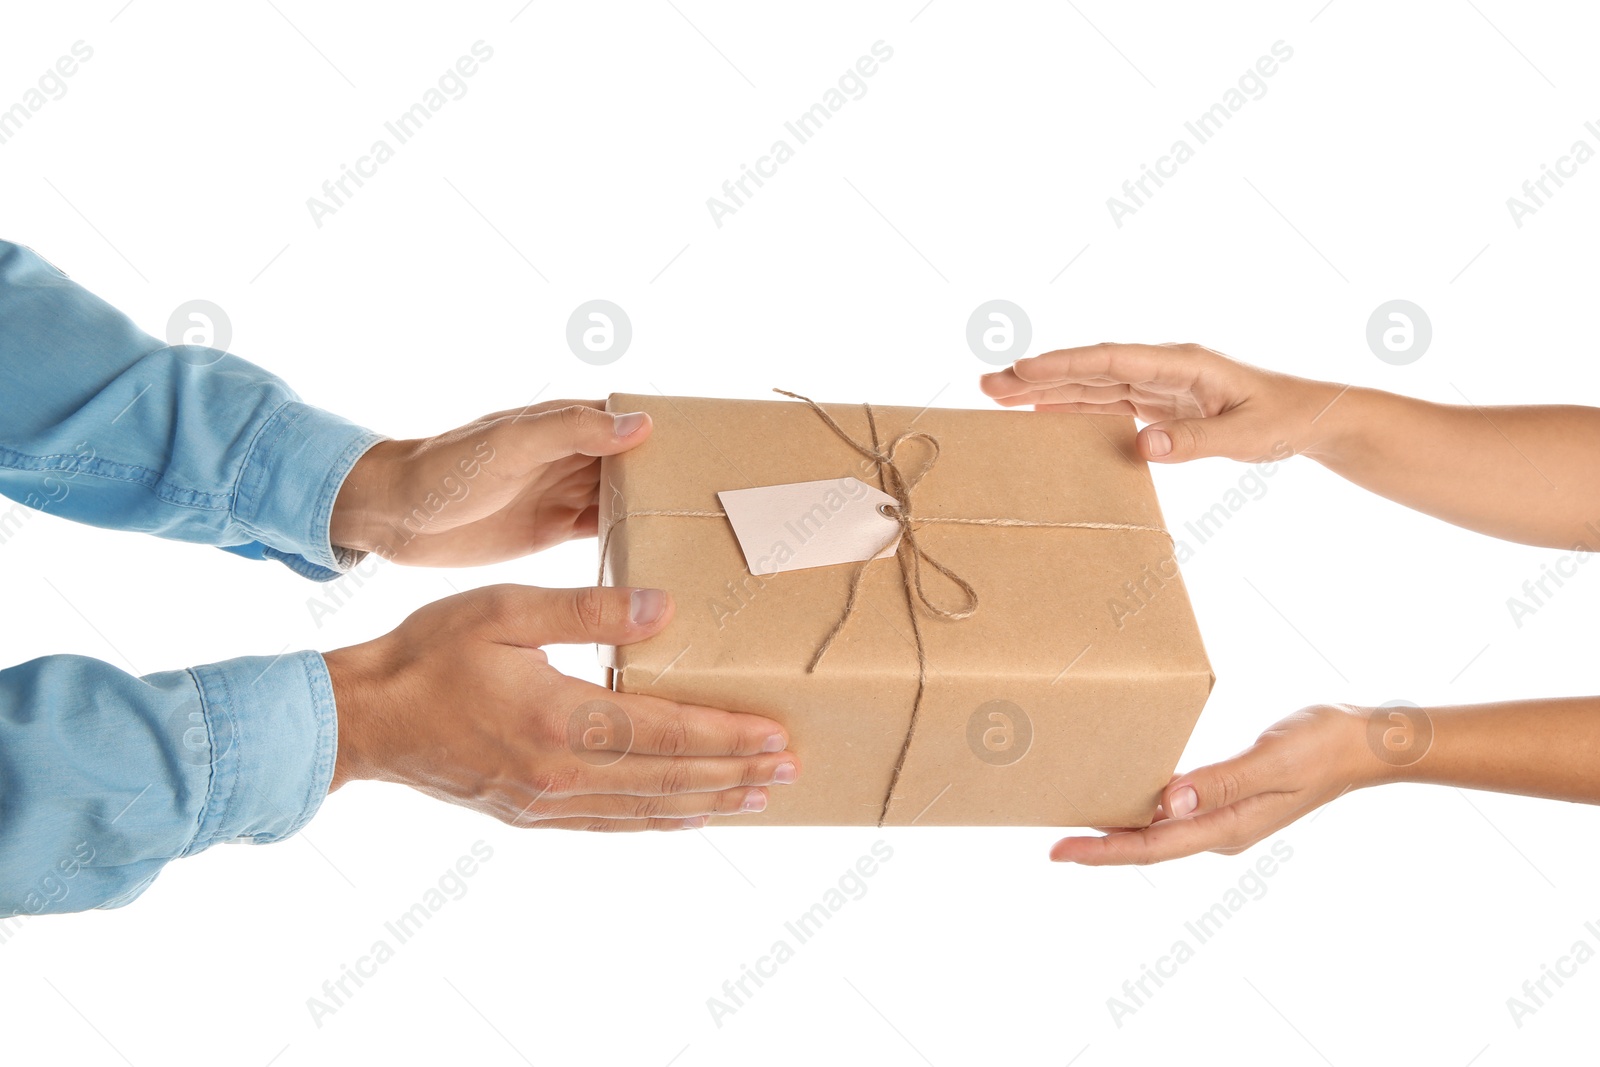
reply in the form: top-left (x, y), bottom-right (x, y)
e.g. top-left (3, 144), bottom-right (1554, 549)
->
top-left (1305, 386), bottom-right (1600, 549)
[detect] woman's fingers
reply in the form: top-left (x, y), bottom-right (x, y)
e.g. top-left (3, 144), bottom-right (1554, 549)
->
top-left (993, 381), bottom-right (1138, 406)
top-left (1032, 400), bottom-right (1140, 416)
top-left (1051, 810), bottom-right (1234, 865)
top-left (981, 343), bottom-right (1209, 398)
top-left (1051, 798), bottom-right (1282, 865)
top-left (1051, 709), bottom-right (1365, 865)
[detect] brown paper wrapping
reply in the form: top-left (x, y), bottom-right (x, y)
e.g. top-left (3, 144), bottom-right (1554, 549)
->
top-left (599, 392), bottom-right (1213, 827)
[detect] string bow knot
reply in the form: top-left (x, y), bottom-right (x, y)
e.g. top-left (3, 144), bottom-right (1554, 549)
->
top-left (772, 390), bottom-right (979, 673)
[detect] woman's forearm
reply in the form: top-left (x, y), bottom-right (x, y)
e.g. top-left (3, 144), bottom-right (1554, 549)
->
top-left (1051, 696), bottom-right (1600, 866)
top-left (1306, 385), bottom-right (1600, 550)
top-left (1375, 695), bottom-right (1600, 804)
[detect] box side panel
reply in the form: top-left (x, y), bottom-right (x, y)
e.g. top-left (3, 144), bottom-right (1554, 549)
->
top-left (881, 670), bottom-right (1214, 827)
top-left (619, 663), bottom-right (919, 826)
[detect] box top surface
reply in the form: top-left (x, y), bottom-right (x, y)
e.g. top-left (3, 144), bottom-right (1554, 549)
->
top-left (601, 392), bottom-right (1211, 682)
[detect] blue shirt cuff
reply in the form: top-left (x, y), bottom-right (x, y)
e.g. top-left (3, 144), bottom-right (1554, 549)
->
top-left (184, 650), bottom-right (339, 851)
top-left (231, 401), bottom-right (385, 574)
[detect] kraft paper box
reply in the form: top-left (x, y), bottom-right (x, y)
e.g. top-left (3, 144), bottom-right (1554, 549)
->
top-left (598, 391), bottom-right (1212, 827)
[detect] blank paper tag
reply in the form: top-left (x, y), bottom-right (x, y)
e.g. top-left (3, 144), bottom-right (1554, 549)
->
top-left (717, 477), bottom-right (901, 576)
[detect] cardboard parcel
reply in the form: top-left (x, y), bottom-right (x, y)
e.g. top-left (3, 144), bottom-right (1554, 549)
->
top-left (598, 391), bottom-right (1212, 827)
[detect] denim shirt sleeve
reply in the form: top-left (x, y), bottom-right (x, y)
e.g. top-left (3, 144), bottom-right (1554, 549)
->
top-left (0, 239), bottom-right (384, 581)
top-left (0, 651), bottom-right (338, 916)
top-left (0, 240), bottom-right (365, 915)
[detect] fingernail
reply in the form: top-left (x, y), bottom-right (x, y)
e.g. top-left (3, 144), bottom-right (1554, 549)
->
top-left (773, 761), bottom-right (798, 785)
top-left (1169, 785), bottom-right (1197, 818)
top-left (762, 733), bottom-right (786, 753)
top-left (613, 411), bottom-right (648, 437)
top-left (680, 816), bottom-right (708, 829)
top-left (740, 789), bottom-right (767, 813)
top-left (630, 588), bottom-right (667, 626)
top-left (1145, 428), bottom-right (1172, 458)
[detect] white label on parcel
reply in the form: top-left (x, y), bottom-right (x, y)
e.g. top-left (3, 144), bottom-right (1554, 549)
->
top-left (717, 477), bottom-right (901, 576)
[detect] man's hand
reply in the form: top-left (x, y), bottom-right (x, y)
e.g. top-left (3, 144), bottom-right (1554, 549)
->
top-left (1050, 705), bottom-right (1377, 865)
top-left (323, 584), bottom-right (800, 831)
top-left (330, 401), bottom-right (647, 566)
top-left (978, 342), bottom-right (1340, 464)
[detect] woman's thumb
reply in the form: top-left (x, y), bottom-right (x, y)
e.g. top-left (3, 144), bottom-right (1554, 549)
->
top-left (1162, 752), bottom-right (1262, 819)
top-left (1139, 413), bottom-right (1249, 463)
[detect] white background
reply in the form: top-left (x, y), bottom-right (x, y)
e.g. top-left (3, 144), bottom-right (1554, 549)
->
top-left (3, 1), bottom-right (1599, 1064)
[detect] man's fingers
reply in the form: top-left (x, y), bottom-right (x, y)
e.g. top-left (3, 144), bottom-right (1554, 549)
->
top-left (474, 584), bottom-right (675, 647)
top-left (524, 786), bottom-right (769, 821)
top-left (609, 691), bottom-right (789, 757)
top-left (588, 751), bottom-right (799, 796)
top-left (527, 816), bottom-right (711, 832)
top-left (571, 502), bottom-right (600, 537)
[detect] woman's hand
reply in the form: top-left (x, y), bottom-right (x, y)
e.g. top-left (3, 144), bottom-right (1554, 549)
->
top-left (978, 342), bottom-right (1342, 465)
top-left (330, 401), bottom-right (647, 566)
top-left (981, 341), bottom-right (1600, 548)
top-left (1051, 704), bottom-right (1380, 865)
top-left (324, 584), bottom-right (800, 831)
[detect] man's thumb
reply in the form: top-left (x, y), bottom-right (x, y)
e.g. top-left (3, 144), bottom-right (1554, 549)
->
top-left (535, 405), bottom-right (652, 460)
